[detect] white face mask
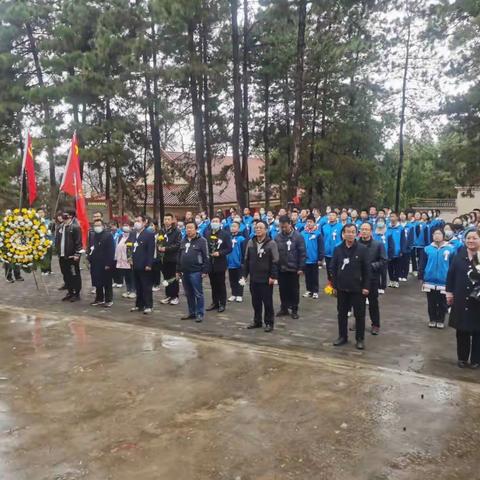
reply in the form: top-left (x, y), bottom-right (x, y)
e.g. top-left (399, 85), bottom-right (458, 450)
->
top-left (94, 226), bottom-right (104, 234)
top-left (122, 226), bottom-right (131, 233)
top-left (211, 222), bottom-right (220, 231)
top-left (195, 218), bottom-right (201, 225)
top-left (134, 222), bottom-right (143, 231)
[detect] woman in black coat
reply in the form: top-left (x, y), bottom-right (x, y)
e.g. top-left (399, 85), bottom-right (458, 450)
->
top-left (88, 219), bottom-right (115, 307)
top-left (446, 228), bottom-right (480, 368)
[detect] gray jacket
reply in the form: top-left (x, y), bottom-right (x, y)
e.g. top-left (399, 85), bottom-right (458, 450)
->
top-left (274, 229), bottom-right (306, 273)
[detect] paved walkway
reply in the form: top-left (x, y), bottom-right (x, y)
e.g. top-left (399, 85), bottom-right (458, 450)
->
top-left (1, 264), bottom-right (477, 384)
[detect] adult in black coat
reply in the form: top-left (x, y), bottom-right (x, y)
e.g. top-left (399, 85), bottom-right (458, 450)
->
top-left (128, 215), bottom-right (156, 314)
top-left (359, 221), bottom-right (388, 335)
top-left (55, 209), bottom-right (84, 301)
top-left (331, 224), bottom-right (370, 350)
top-left (446, 228), bottom-right (480, 368)
top-left (88, 219), bottom-right (115, 306)
top-left (203, 216), bottom-right (232, 312)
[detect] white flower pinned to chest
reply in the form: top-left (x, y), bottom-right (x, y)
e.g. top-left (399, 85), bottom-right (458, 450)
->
top-left (133, 241), bottom-right (139, 253)
top-left (232, 238), bottom-right (237, 246)
top-left (286, 239), bottom-right (292, 251)
top-left (444, 250), bottom-right (451, 261)
top-left (341, 258), bottom-right (350, 270)
top-left (185, 242), bottom-right (191, 254)
top-left (258, 247), bottom-right (265, 258)
top-left (309, 234), bottom-right (316, 241)
top-left (332, 231), bottom-right (337, 240)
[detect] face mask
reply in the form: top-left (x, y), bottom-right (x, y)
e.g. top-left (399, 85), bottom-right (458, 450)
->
top-left (134, 222), bottom-right (143, 231)
top-left (94, 226), bottom-right (103, 234)
top-left (195, 218), bottom-right (201, 225)
top-left (260, 210), bottom-right (265, 216)
top-left (444, 230), bottom-right (454, 240)
top-left (211, 222), bottom-right (220, 231)
top-left (178, 223), bottom-right (184, 229)
top-left (377, 222), bottom-right (385, 228)
top-left (122, 226), bottom-right (131, 233)
top-left (234, 217), bottom-right (241, 223)
top-left (146, 226), bottom-right (155, 233)
top-left (274, 220), bottom-right (280, 226)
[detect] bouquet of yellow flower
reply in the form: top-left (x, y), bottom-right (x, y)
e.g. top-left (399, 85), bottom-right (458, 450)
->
top-left (0, 208), bottom-right (52, 267)
top-left (324, 282), bottom-right (335, 296)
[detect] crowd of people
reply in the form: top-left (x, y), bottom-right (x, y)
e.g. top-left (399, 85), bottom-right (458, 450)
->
top-left (13, 204), bottom-right (480, 368)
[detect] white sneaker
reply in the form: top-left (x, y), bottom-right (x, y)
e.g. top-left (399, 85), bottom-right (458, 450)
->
top-left (378, 289), bottom-right (385, 295)
top-left (393, 282), bottom-right (400, 288)
top-left (303, 291), bottom-right (312, 298)
top-left (128, 292), bottom-right (137, 299)
top-left (428, 321), bottom-right (436, 328)
top-left (235, 296), bottom-right (243, 302)
top-left (347, 311), bottom-right (352, 317)
top-left (412, 271), bottom-right (418, 277)
top-left (152, 286), bottom-right (161, 292)
top-left (400, 277), bottom-right (407, 282)
top-left (169, 297), bottom-right (179, 305)
top-left (114, 283), bottom-right (123, 288)
top-left (388, 281), bottom-right (394, 288)
top-left (228, 295), bottom-right (236, 302)
top-left (160, 297), bottom-right (171, 304)
top-left (90, 288), bottom-right (96, 295)
top-left (143, 308), bottom-right (153, 314)
top-left (436, 322), bottom-right (445, 329)
top-left (312, 293), bottom-right (319, 299)
top-left (122, 292), bottom-right (130, 298)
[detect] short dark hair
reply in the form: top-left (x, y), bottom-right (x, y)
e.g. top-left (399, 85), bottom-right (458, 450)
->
top-left (164, 212), bottom-right (174, 219)
top-left (212, 216), bottom-right (221, 222)
top-left (185, 220), bottom-right (197, 229)
top-left (93, 211), bottom-right (103, 217)
top-left (65, 208), bottom-right (76, 217)
top-left (136, 214), bottom-right (147, 222)
top-left (360, 221), bottom-right (372, 230)
top-left (342, 223), bottom-right (357, 234)
top-left (279, 215), bottom-right (290, 224)
top-left (93, 219), bottom-right (103, 224)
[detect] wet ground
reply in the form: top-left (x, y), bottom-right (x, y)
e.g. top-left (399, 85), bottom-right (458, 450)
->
top-left (1, 269), bottom-right (480, 478)
top-left (0, 309), bottom-right (480, 480)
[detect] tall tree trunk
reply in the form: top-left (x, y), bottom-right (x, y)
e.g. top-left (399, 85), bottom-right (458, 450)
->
top-left (289, 0), bottom-right (307, 203)
top-left (25, 22), bottom-right (56, 210)
top-left (201, 16), bottom-right (215, 218)
top-left (230, 0), bottom-right (247, 210)
top-left (282, 77), bottom-right (292, 205)
top-left (307, 80), bottom-right (319, 208)
top-left (105, 98), bottom-right (112, 201)
top-left (263, 76), bottom-right (271, 209)
top-left (187, 18), bottom-right (208, 213)
top-left (150, 21), bottom-right (165, 222)
top-left (241, 0), bottom-right (250, 205)
top-left (396, 15), bottom-right (411, 212)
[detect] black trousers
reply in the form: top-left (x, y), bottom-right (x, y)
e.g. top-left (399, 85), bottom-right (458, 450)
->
top-left (162, 261), bottom-right (179, 298)
top-left (399, 252), bottom-right (410, 278)
top-left (304, 264), bottom-right (319, 293)
top-left (112, 266), bottom-right (122, 285)
top-left (325, 257), bottom-right (333, 282)
top-left (133, 269), bottom-right (153, 309)
top-left (337, 290), bottom-right (366, 341)
top-left (278, 271), bottom-right (300, 312)
top-left (4, 264), bottom-right (22, 280)
top-left (368, 282), bottom-right (380, 327)
top-left (456, 330), bottom-right (480, 364)
top-left (379, 265), bottom-right (387, 290)
top-left (228, 268), bottom-right (244, 297)
top-left (426, 290), bottom-right (447, 323)
top-left (95, 284), bottom-right (113, 303)
top-left (411, 248), bottom-right (423, 273)
top-left (152, 260), bottom-right (162, 287)
top-left (209, 270), bottom-right (227, 307)
top-left (59, 257), bottom-right (81, 295)
top-left (250, 282), bottom-right (274, 326)
top-left (388, 257), bottom-right (401, 282)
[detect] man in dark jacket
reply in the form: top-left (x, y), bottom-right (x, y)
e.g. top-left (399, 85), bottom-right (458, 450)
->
top-left (176, 221), bottom-right (210, 322)
top-left (331, 224), bottom-right (371, 349)
top-left (88, 219), bottom-right (115, 307)
top-left (204, 216), bottom-right (232, 313)
top-left (274, 215), bottom-right (306, 319)
top-left (55, 209), bottom-right (83, 302)
top-left (158, 213), bottom-right (182, 305)
top-left (359, 221), bottom-right (387, 335)
top-left (128, 215), bottom-right (155, 314)
top-left (242, 221), bottom-right (279, 332)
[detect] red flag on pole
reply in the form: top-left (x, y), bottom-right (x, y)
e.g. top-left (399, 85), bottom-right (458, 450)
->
top-left (60, 133), bottom-right (88, 248)
top-left (21, 132), bottom-right (37, 206)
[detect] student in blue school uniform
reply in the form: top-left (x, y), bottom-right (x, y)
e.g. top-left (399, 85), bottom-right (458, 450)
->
top-left (419, 228), bottom-right (455, 329)
top-left (301, 214), bottom-right (325, 299)
top-left (321, 211), bottom-right (343, 282)
top-left (398, 211), bottom-right (414, 281)
top-left (373, 217), bottom-right (389, 293)
top-left (444, 223), bottom-right (463, 253)
top-left (386, 212), bottom-right (405, 288)
top-left (411, 211), bottom-right (427, 276)
top-left (227, 221), bottom-right (247, 302)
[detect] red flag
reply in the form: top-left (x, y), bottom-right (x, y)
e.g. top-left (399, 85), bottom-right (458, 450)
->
top-left (22, 132), bottom-right (37, 206)
top-left (61, 133), bottom-right (88, 248)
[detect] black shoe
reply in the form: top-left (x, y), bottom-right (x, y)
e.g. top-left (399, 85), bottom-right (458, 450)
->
top-left (90, 301), bottom-right (104, 306)
top-left (62, 294), bottom-right (73, 301)
top-left (16, 277), bottom-right (24, 282)
top-left (181, 314), bottom-right (196, 320)
top-left (58, 285), bottom-right (68, 291)
top-left (70, 295), bottom-right (80, 302)
top-left (349, 325), bottom-right (356, 331)
top-left (247, 323), bottom-right (262, 329)
top-left (356, 340), bottom-right (365, 350)
top-left (6, 278), bottom-right (14, 283)
top-left (333, 337), bottom-right (348, 347)
top-left (264, 325), bottom-right (273, 332)
top-left (291, 312), bottom-right (299, 320)
top-left (206, 304), bottom-right (218, 311)
top-left (458, 361), bottom-right (468, 368)
top-left (276, 310), bottom-right (289, 317)
top-left (218, 305), bottom-right (225, 313)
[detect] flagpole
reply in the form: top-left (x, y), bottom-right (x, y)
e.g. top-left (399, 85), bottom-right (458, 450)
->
top-left (18, 130), bottom-right (28, 210)
top-left (54, 132), bottom-right (75, 216)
